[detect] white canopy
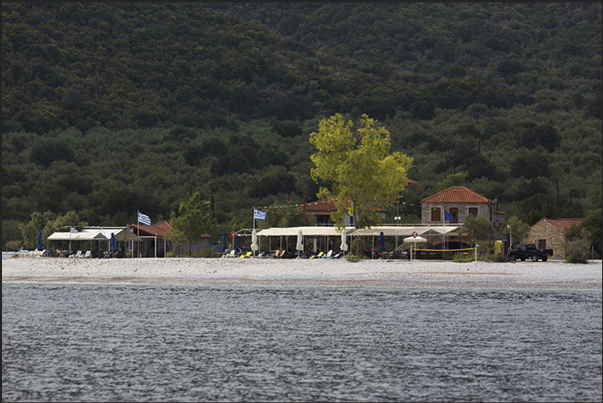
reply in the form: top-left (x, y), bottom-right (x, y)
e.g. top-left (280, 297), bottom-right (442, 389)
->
top-left (47, 231), bottom-right (108, 241)
top-left (47, 227), bottom-right (141, 242)
top-left (256, 225), bottom-right (460, 238)
top-left (257, 226), bottom-right (353, 237)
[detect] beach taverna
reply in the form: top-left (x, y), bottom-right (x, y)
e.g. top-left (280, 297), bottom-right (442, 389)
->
top-left (255, 186), bottom-right (506, 257)
top-left (47, 226), bottom-right (141, 258)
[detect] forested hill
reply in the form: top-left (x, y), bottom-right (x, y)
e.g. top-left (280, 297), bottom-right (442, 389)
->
top-left (2, 2), bottom-right (602, 249)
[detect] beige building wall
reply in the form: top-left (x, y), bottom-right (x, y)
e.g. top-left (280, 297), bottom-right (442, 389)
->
top-left (524, 219), bottom-right (567, 259)
top-left (421, 203), bottom-right (491, 224)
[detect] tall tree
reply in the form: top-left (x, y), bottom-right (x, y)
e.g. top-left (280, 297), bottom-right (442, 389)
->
top-left (170, 192), bottom-right (217, 256)
top-left (310, 113), bottom-right (413, 229)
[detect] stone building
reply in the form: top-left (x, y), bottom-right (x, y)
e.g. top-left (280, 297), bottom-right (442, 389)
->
top-left (524, 218), bottom-right (582, 259)
top-left (421, 186), bottom-right (506, 242)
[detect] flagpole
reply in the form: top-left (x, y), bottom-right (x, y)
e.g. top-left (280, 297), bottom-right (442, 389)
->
top-left (137, 210), bottom-right (140, 258)
top-left (252, 207), bottom-right (256, 257)
top-left (442, 208), bottom-right (445, 258)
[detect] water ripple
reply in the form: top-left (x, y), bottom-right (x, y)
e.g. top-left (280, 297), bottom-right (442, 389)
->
top-left (3, 284), bottom-right (601, 402)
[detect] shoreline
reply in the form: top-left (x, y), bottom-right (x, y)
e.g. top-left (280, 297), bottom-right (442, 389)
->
top-left (2, 257), bottom-right (601, 290)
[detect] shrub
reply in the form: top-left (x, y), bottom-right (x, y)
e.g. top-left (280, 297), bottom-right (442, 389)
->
top-left (487, 254), bottom-right (509, 262)
top-left (565, 254), bottom-right (588, 264)
top-left (346, 254), bottom-right (364, 262)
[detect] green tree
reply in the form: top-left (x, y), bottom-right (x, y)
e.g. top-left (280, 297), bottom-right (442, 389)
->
top-left (20, 210), bottom-right (86, 250)
top-left (500, 215), bottom-right (530, 249)
top-left (310, 113), bottom-right (413, 229)
top-left (563, 223), bottom-right (591, 263)
top-left (578, 208), bottom-right (602, 256)
top-left (163, 217), bottom-right (187, 256)
top-left (460, 214), bottom-right (494, 255)
top-left (170, 192), bottom-right (217, 256)
top-left (436, 171), bottom-right (468, 192)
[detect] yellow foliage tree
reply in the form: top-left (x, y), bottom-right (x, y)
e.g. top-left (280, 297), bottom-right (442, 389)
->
top-left (310, 113), bottom-right (413, 229)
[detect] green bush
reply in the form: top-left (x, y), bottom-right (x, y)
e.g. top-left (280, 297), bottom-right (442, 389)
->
top-left (346, 254), bottom-right (364, 262)
top-left (452, 254), bottom-right (474, 263)
top-left (565, 254), bottom-right (588, 264)
top-left (194, 248), bottom-right (221, 258)
top-left (166, 251), bottom-right (177, 257)
top-left (487, 254), bottom-right (510, 262)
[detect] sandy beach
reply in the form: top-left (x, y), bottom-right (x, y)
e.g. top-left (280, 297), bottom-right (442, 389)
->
top-left (2, 256), bottom-right (601, 290)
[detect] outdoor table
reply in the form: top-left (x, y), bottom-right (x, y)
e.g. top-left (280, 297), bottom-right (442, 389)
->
top-left (58, 250), bottom-right (67, 258)
top-left (103, 251), bottom-right (112, 258)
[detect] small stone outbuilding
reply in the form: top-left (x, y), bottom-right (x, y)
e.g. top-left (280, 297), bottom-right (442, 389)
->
top-left (525, 218), bottom-right (582, 259)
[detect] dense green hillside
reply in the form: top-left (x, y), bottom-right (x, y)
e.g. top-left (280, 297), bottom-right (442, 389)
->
top-left (2, 2), bottom-right (602, 249)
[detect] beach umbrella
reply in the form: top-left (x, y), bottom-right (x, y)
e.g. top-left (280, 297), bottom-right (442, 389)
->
top-left (110, 233), bottom-right (116, 254)
top-left (296, 229), bottom-right (303, 257)
top-left (379, 231), bottom-right (386, 253)
top-left (235, 235), bottom-right (241, 252)
top-left (221, 231), bottom-right (227, 253)
top-left (340, 229), bottom-right (348, 253)
top-left (403, 236), bottom-right (428, 243)
top-left (251, 229), bottom-right (258, 252)
top-left (37, 231), bottom-right (43, 251)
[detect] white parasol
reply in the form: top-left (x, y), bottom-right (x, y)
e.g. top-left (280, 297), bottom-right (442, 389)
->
top-left (340, 228), bottom-right (348, 252)
top-left (296, 229), bottom-right (304, 253)
top-left (251, 229), bottom-right (258, 251)
top-left (403, 236), bottom-right (428, 243)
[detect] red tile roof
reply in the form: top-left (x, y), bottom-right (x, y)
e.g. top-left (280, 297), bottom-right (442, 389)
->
top-left (129, 221), bottom-right (211, 238)
top-left (421, 186), bottom-right (493, 204)
top-left (543, 218), bottom-right (582, 233)
top-left (303, 198), bottom-right (387, 214)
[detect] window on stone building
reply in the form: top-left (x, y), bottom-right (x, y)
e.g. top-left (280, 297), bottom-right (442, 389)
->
top-left (450, 207), bottom-right (458, 223)
top-left (431, 207), bottom-right (441, 221)
top-left (468, 207), bottom-right (478, 217)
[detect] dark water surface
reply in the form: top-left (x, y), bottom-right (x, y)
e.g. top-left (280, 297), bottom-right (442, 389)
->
top-left (2, 283), bottom-right (601, 402)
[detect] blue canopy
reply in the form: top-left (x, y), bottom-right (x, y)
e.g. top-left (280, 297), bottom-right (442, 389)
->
top-left (379, 231), bottom-right (386, 253)
top-left (221, 231), bottom-right (227, 253)
top-left (110, 233), bottom-right (116, 253)
top-left (37, 231), bottom-right (43, 251)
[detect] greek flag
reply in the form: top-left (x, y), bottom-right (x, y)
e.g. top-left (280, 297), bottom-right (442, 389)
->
top-left (444, 210), bottom-right (454, 222)
top-left (138, 211), bottom-right (151, 226)
top-left (253, 208), bottom-right (266, 220)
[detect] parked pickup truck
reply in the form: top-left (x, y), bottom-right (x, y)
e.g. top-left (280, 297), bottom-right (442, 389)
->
top-left (508, 244), bottom-right (554, 262)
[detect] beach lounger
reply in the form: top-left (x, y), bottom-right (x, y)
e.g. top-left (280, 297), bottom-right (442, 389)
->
top-left (239, 251), bottom-right (252, 259)
top-left (223, 250), bottom-right (236, 258)
top-left (310, 251), bottom-right (323, 259)
top-left (69, 250), bottom-right (83, 258)
top-left (271, 250), bottom-right (280, 258)
top-left (83, 250), bottom-right (92, 258)
top-left (322, 250), bottom-right (333, 258)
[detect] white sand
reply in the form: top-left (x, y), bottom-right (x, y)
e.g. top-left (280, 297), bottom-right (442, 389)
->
top-left (2, 256), bottom-right (601, 290)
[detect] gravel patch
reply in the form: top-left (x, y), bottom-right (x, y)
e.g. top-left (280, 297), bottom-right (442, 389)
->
top-left (2, 256), bottom-right (601, 290)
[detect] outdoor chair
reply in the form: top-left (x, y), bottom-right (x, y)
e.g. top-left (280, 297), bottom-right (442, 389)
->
top-left (310, 251), bottom-right (323, 259)
top-left (69, 250), bottom-right (83, 258)
top-left (239, 251), bottom-right (252, 259)
top-left (322, 250), bottom-right (333, 258)
top-left (83, 250), bottom-right (92, 258)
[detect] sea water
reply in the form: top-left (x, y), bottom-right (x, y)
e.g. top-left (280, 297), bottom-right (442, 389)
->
top-left (2, 283), bottom-right (601, 402)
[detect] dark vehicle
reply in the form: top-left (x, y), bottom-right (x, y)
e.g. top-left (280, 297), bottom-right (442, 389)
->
top-left (508, 244), bottom-right (554, 262)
